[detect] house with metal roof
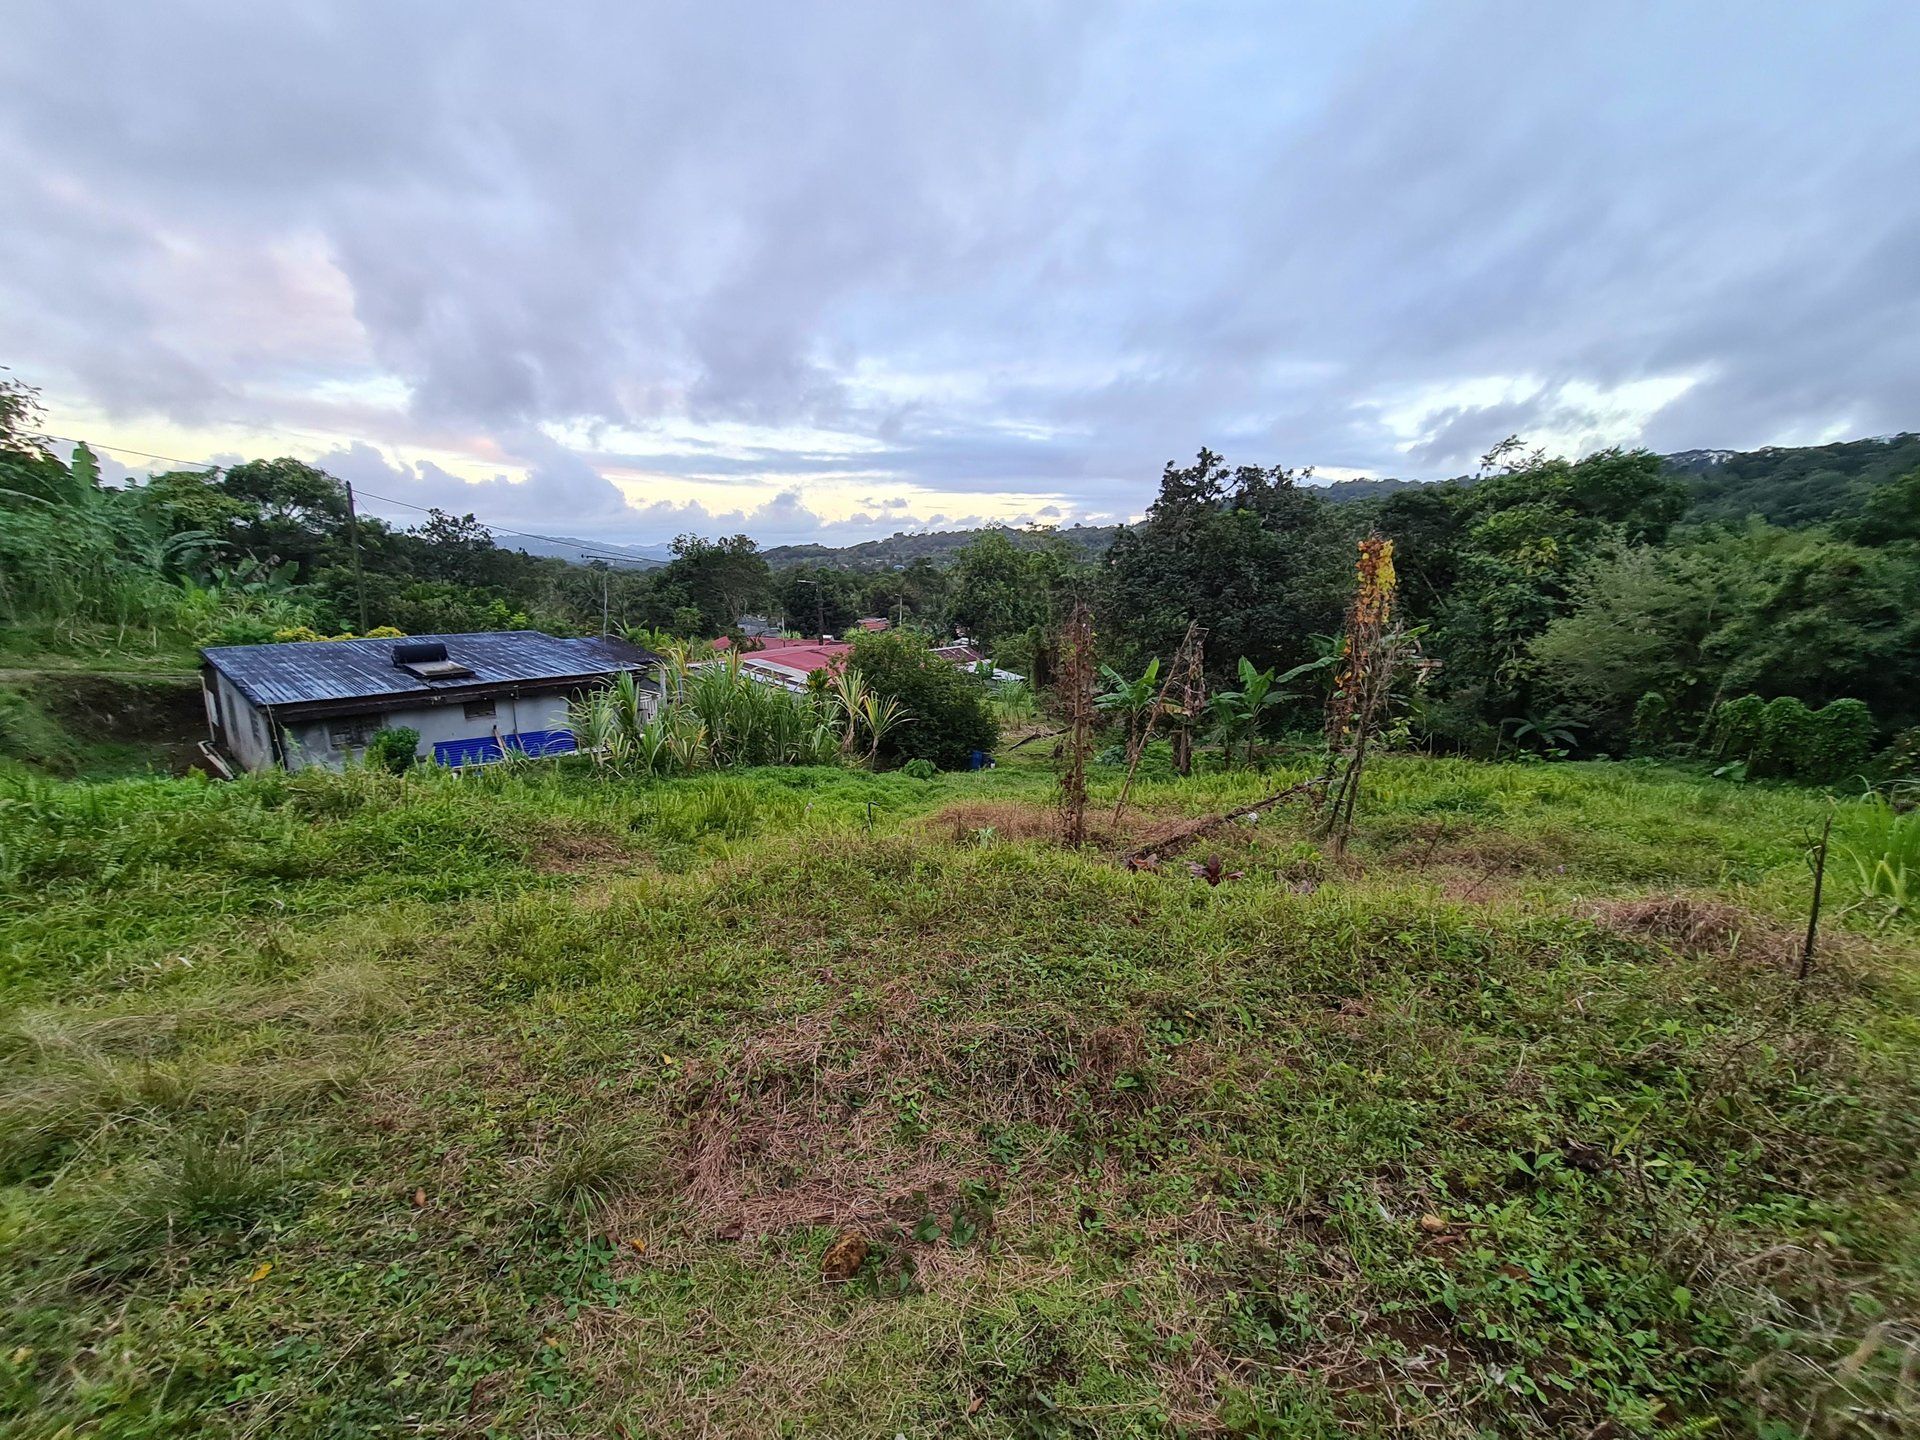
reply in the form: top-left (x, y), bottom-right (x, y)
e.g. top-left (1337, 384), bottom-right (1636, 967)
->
top-left (200, 631), bottom-right (663, 774)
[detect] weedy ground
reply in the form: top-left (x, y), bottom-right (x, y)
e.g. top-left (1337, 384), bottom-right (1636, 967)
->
top-left (0, 748), bottom-right (1916, 1438)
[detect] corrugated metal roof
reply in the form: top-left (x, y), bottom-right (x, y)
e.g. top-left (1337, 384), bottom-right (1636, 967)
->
top-left (202, 631), bottom-right (660, 708)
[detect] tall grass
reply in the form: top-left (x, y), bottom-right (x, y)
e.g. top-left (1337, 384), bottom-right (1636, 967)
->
top-left (1844, 796), bottom-right (1919, 924)
top-left (572, 657), bottom-right (841, 777)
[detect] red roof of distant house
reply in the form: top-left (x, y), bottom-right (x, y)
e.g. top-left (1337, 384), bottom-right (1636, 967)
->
top-left (712, 635), bottom-right (824, 653)
top-left (854, 617), bottom-right (890, 631)
top-left (708, 634), bottom-right (988, 683)
top-left (735, 642), bottom-right (851, 676)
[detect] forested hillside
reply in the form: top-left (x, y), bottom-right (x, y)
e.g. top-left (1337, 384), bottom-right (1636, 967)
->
top-left (762, 523), bottom-right (1126, 571)
top-left (5, 360), bottom-right (1917, 782)
top-left (760, 435), bottom-right (1920, 573)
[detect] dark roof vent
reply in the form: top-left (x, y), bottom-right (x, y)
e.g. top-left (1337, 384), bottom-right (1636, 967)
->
top-left (392, 639), bottom-right (474, 681)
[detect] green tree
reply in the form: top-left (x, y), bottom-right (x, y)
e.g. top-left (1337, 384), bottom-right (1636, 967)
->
top-left (846, 630), bottom-right (997, 769)
top-left (654, 534), bottom-right (772, 635)
top-left (219, 458), bottom-right (351, 578)
top-left (948, 530), bottom-right (1074, 649)
top-left (1414, 445), bottom-right (1687, 748)
top-left (1100, 450), bottom-right (1352, 683)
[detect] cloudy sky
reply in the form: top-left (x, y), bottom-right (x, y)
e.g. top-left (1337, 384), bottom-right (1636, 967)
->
top-left (4, 3), bottom-right (1915, 546)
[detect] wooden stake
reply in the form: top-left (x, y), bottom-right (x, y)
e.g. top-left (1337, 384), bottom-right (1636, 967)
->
top-left (1800, 809), bottom-right (1832, 983)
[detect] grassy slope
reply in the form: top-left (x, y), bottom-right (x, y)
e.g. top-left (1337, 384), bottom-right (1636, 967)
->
top-left (0, 754), bottom-right (1915, 1438)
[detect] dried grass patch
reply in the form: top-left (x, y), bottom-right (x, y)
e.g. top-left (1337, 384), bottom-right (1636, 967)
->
top-left (1592, 894), bottom-right (1790, 965)
top-left (923, 800), bottom-right (1067, 844)
top-left (923, 798), bottom-right (1197, 853)
top-left (675, 990), bottom-right (1181, 1240)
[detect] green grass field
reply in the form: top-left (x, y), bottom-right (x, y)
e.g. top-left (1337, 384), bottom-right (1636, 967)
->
top-left (1, 751), bottom-right (1915, 1437)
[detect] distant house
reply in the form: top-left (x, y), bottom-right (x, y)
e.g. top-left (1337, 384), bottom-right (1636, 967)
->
top-left (933, 641), bottom-right (1025, 684)
top-left (852, 617), bottom-right (890, 632)
top-left (716, 638), bottom-right (853, 692)
top-left (200, 631), bottom-right (663, 774)
top-left (734, 614), bottom-right (786, 639)
top-left (702, 633), bottom-right (1023, 691)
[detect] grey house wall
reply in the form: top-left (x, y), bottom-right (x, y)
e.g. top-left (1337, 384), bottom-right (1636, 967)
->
top-left (205, 672), bottom-right (278, 772)
top-left (281, 689), bottom-right (578, 772)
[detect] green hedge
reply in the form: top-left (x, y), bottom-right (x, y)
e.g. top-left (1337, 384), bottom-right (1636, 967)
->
top-left (1703, 695), bottom-right (1875, 784)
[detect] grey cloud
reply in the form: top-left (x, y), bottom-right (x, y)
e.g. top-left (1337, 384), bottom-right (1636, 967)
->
top-left (4, 1), bottom-right (1917, 538)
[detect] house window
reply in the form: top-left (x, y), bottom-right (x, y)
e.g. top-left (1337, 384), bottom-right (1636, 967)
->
top-left (327, 716), bottom-right (380, 750)
top-left (463, 700), bottom-right (497, 721)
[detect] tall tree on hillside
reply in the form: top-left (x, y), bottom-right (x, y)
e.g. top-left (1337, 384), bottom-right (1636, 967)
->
top-left (0, 373), bottom-right (78, 506)
top-left (659, 533), bottom-right (773, 635)
top-left (1100, 450), bottom-right (1353, 683)
top-left (947, 530), bottom-right (1075, 648)
top-left (219, 458), bottom-right (351, 578)
top-left (405, 509), bottom-right (512, 590)
top-left (1416, 445), bottom-right (1687, 747)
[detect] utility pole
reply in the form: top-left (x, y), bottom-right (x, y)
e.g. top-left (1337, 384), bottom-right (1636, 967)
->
top-left (601, 565), bottom-right (611, 636)
top-left (342, 480), bottom-right (368, 633)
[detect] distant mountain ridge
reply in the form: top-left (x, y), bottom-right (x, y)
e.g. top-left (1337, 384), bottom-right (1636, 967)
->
top-left (502, 534), bottom-right (668, 568)
top-left (537, 433), bottom-right (1920, 572)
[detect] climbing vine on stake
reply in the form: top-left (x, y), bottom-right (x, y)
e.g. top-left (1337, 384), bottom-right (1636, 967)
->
top-left (1056, 600), bottom-right (1096, 845)
top-left (1166, 620), bottom-right (1208, 778)
top-left (1321, 535), bottom-right (1405, 853)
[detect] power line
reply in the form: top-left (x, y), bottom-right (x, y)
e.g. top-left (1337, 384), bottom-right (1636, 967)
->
top-left (46, 435), bottom-right (221, 471)
top-left (48, 433), bottom-right (663, 568)
top-left (345, 484), bottom-right (662, 566)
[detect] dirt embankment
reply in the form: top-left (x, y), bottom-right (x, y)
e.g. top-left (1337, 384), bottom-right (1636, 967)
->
top-left (0, 670), bottom-right (206, 776)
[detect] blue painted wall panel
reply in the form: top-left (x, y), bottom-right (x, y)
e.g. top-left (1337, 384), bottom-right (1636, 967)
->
top-left (431, 729), bottom-right (577, 767)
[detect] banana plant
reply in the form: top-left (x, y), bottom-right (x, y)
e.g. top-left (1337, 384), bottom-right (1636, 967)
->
top-left (1210, 655), bottom-right (1335, 765)
top-left (1096, 658), bottom-right (1161, 760)
top-left (1499, 713), bottom-right (1588, 760)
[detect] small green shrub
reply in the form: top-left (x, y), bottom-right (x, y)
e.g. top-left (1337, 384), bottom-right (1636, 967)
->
top-left (364, 727), bottom-right (422, 775)
top-left (848, 632), bottom-right (998, 770)
top-left (1747, 697), bottom-right (1818, 779)
top-left (1876, 727), bottom-right (1920, 784)
top-left (1749, 697), bottom-right (1875, 783)
top-left (901, 758), bottom-right (938, 780)
top-left (1702, 694), bottom-right (1766, 760)
top-left (1845, 797), bottom-right (1919, 924)
top-left (1808, 698), bottom-right (1877, 781)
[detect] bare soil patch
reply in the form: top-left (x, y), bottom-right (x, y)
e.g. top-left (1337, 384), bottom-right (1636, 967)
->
top-left (524, 823), bottom-right (636, 873)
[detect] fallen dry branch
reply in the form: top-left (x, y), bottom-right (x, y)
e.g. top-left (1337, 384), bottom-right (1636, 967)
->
top-left (1121, 775), bottom-right (1327, 865)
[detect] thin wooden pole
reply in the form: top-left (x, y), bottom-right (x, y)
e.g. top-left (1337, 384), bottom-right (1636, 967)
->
top-left (1800, 809), bottom-right (1833, 983)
